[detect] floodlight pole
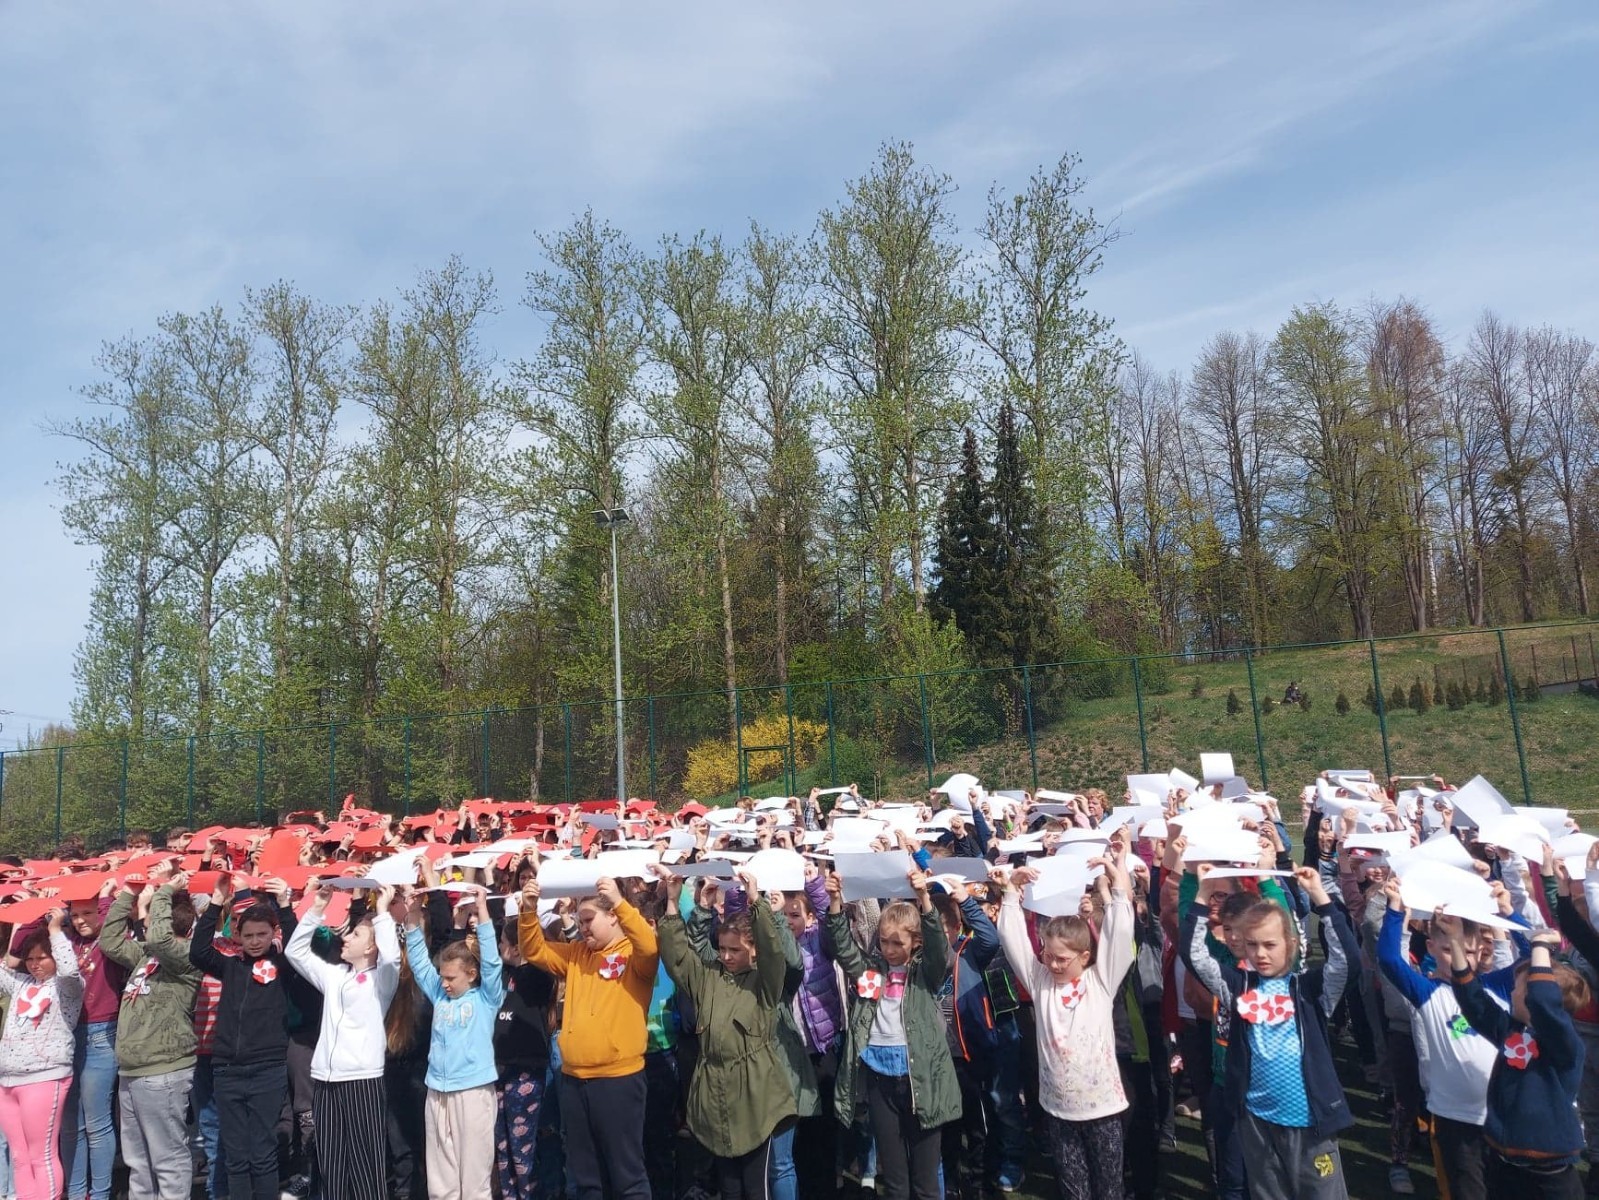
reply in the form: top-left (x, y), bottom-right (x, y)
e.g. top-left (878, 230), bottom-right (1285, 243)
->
top-left (595, 508), bottom-right (631, 805)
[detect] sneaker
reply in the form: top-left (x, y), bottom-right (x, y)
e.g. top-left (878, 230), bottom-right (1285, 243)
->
top-left (279, 1175), bottom-right (311, 1200)
top-left (1175, 1101), bottom-right (1203, 1120)
top-left (1388, 1164), bottom-right (1415, 1195)
top-left (996, 1172), bottom-right (1024, 1193)
top-left (859, 1174), bottom-right (876, 1193)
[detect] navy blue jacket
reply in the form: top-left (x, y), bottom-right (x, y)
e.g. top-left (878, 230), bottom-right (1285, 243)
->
top-left (943, 896), bottom-right (1001, 1062)
top-left (1454, 962), bottom-right (1585, 1165)
top-left (1218, 901), bottom-right (1359, 1140)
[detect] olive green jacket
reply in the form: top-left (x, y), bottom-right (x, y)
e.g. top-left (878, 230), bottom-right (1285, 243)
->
top-left (660, 898), bottom-right (797, 1157)
top-left (825, 905), bottom-right (961, 1129)
top-left (98, 886), bottom-right (203, 1077)
top-left (685, 903), bottom-right (820, 1118)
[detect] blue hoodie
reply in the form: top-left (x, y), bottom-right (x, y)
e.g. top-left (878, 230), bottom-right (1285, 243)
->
top-left (405, 921), bottom-right (506, 1092)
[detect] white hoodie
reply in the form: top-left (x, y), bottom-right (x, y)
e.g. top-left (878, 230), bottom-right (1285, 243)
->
top-left (285, 910), bottom-right (402, 1082)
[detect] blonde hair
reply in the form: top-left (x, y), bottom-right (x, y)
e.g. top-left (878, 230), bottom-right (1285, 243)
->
top-left (1038, 915), bottom-right (1094, 958)
top-left (1239, 901), bottom-right (1299, 954)
top-left (877, 901), bottom-right (922, 945)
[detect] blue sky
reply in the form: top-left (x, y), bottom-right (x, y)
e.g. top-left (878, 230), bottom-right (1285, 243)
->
top-left (3, 1), bottom-right (1597, 747)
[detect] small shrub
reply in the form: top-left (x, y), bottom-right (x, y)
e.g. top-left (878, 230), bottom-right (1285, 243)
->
top-left (1226, 689), bottom-right (1242, 717)
top-left (1409, 680), bottom-right (1431, 713)
top-left (1488, 676), bottom-right (1505, 706)
top-left (1389, 684), bottom-right (1408, 712)
top-left (1523, 675), bottom-right (1542, 702)
top-left (1261, 695), bottom-right (1277, 714)
top-left (1335, 691), bottom-right (1350, 716)
top-left (1189, 677), bottom-right (1206, 698)
top-left (1433, 681), bottom-right (1445, 706)
top-left (1475, 676), bottom-right (1488, 704)
top-left (1445, 682), bottom-right (1465, 711)
top-left (1363, 684), bottom-right (1377, 712)
top-left (1298, 692), bottom-right (1312, 712)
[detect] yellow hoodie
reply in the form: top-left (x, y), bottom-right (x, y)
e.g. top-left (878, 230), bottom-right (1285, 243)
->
top-left (519, 900), bottom-right (659, 1079)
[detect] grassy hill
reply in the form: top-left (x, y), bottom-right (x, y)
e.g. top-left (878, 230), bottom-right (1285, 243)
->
top-left (851, 624), bottom-right (1599, 816)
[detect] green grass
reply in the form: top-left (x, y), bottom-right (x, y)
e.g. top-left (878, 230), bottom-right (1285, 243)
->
top-left (863, 626), bottom-right (1599, 815)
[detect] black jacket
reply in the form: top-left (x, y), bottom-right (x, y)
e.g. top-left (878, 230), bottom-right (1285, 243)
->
top-left (494, 963), bottom-right (554, 1077)
top-left (190, 899), bottom-right (299, 1066)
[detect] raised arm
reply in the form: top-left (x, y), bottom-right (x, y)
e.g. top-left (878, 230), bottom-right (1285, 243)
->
top-left (97, 889), bottom-right (146, 972)
top-left (1375, 888), bottom-right (1433, 1010)
top-left (751, 896), bottom-right (788, 1007)
top-left (285, 900), bottom-right (338, 993)
top-left (403, 925), bottom-right (446, 1004)
top-left (145, 882), bottom-right (197, 976)
top-left (1522, 930), bottom-right (1582, 1070)
top-left (996, 892), bottom-right (1043, 994)
top-left (474, 917), bottom-right (505, 1007)
top-left (189, 892), bottom-right (228, 978)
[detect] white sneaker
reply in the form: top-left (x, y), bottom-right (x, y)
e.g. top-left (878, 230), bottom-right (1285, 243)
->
top-left (1388, 1164), bottom-right (1415, 1194)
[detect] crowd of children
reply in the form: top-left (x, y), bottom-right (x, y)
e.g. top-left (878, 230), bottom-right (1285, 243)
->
top-left (0, 765), bottom-right (1593, 1200)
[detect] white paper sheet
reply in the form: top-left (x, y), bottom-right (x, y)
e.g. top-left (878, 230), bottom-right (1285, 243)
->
top-left (1200, 754), bottom-right (1235, 786)
top-left (365, 848), bottom-right (426, 886)
top-left (666, 861), bottom-right (738, 879)
top-left (1201, 867), bottom-right (1295, 879)
top-left (834, 850), bottom-right (918, 901)
top-left (1473, 813), bottom-right (1550, 861)
top-left (745, 848), bottom-right (807, 892)
top-left (592, 849), bottom-right (661, 879)
top-left (1388, 833), bottom-right (1476, 875)
top-left (1448, 776), bottom-right (1513, 827)
top-left (534, 859), bottom-right (606, 898)
top-left (1169, 768), bottom-right (1201, 793)
top-left (1182, 829), bottom-right (1263, 864)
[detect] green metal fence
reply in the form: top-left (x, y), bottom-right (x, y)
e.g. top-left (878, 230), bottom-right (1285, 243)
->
top-left (4, 620), bottom-right (1598, 855)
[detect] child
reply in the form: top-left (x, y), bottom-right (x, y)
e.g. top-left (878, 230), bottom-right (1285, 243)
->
top-left (286, 882), bottom-right (403, 1200)
top-left (404, 886), bottom-right (504, 1200)
top-left (654, 865), bottom-right (796, 1199)
top-left (1375, 879), bottom-right (1501, 1200)
top-left (998, 849), bottom-right (1134, 1200)
top-left (492, 915), bottom-right (555, 1200)
top-left (97, 873), bottom-right (204, 1200)
top-left (824, 866), bottom-right (959, 1200)
top-left (189, 876), bottom-right (299, 1200)
top-left (0, 909), bottom-right (82, 1200)
top-left (1202, 864), bottom-right (1357, 1200)
top-left (518, 874), bottom-right (659, 1200)
top-left (1441, 914), bottom-right (1590, 1197)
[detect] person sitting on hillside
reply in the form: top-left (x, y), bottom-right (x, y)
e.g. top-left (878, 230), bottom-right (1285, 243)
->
top-left (1283, 681), bottom-right (1302, 705)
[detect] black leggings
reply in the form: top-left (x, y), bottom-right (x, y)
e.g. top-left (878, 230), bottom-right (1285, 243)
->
top-left (715, 1137), bottom-right (774, 1200)
top-left (863, 1066), bottom-right (941, 1200)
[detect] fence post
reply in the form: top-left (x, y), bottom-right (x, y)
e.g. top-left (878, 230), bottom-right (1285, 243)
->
top-left (326, 724), bottom-right (337, 810)
top-left (1130, 657), bottom-right (1150, 772)
top-left (1244, 647), bottom-right (1269, 791)
top-left (1368, 641), bottom-right (1394, 781)
top-left (734, 689), bottom-right (746, 796)
top-left (480, 710), bottom-right (492, 799)
top-left (55, 744), bottom-right (65, 845)
top-left (185, 737), bottom-right (195, 828)
top-left (119, 740), bottom-right (129, 840)
top-left (825, 682), bottom-right (837, 786)
top-left (784, 684), bottom-right (797, 796)
top-left (1498, 628), bottom-right (1534, 805)
top-left (0, 750), bottom-right (5, 815)
top-left (917, 674), bottom-right (934, 788)
top-left (647, 697), bottom-right (658, 802)
top-left (403, 717), bottom-right (413, 815)
top-left (1022, 665), bottom-right (1039, 793)
top-left (255, 730), bottom-right (265, 823)
top-left (562, 705), bottom-right (573, 804)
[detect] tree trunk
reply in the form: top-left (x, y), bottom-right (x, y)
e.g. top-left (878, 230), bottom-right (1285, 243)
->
top-left (773, 507), bottom-right (789, 684)
top-left (717, 524), bottom-right (738, 742)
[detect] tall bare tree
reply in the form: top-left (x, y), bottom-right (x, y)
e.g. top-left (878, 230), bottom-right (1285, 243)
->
top-left (1526, 326), bottom-right (1597, 614)
top-left (1188, 330), bottom-right (1277, 645)
top-left (1466, 313), bottom-right (1541, 621)
top-left (1365, 299), bottom-right (1444, 631)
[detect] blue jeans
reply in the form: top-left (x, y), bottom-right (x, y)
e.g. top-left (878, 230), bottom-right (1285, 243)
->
top-left (193, 1056), bottom-right (228, 1199)
top-left (984, 1017), bottom-right (1028, 1182)
top-left (62, 1020), bottom-right (118, 1200)
top-left (768, 1124), bottom-right (796, 1200)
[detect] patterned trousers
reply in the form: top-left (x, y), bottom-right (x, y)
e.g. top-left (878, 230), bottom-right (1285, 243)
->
top-left (496, 1071), bottom-right (548, 1200)
top-left (1044, 1112), bottom-right (1124, 1200)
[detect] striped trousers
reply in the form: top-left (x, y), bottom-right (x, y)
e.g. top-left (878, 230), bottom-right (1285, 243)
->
top-left (312, 1077), bottom-right (388, 1200)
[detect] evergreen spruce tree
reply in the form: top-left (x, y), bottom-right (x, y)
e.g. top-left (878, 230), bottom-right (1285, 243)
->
top-left (1389, 684), bottom-right (1408, 711)
top-left (1488, 675), bottom-right (1504, 706)
top-left (1335, 691), bottom-right (1350, 716)
top-left (1226, 688), bottom-right (1242, 716)
top-left (931, 428), bottom-right (998, 651)
top-left (988, 401), bottom-right (1066, 670)
top-left (1475, 676), bottom-right (1488, 704)
top-left (1364, 684), bottom-right (1377, 712)
top-left (1409, 679), bottom-right (1430, 713)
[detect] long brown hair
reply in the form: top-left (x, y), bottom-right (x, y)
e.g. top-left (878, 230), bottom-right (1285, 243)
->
top-left (385, 953), bottom-right (425, 1056)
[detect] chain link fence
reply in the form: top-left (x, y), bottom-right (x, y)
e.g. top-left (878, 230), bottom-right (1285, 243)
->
top-left (4, 620), bottom-right (1598, 855)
